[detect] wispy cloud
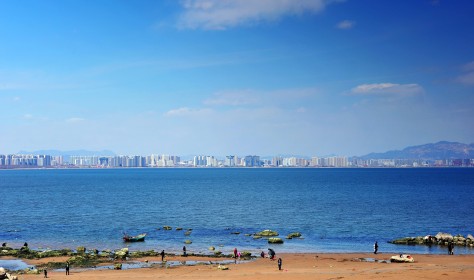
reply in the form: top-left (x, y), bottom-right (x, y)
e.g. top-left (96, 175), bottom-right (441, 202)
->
top-left (351, 83), bottom-right (424, 96)
top-left (336, 20), bottom-right (355, 30)
top-left (23, 114), bottom-right (33, 120)
top-left (177, 0), bottom-right (328, 30)
top-left (204, 87), bottom-right (319, 107)
top-left (164, 107), bottom-right (212, 117)
top-left (456, 61), bottom-right (474, 85)
top-left (203, 90), bottom-right (260, 106)
top-left (66, 117), bottom-right (85, 123)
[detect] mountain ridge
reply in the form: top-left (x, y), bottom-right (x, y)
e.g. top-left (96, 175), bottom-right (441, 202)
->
top-left (359, 141), bottom-right (474, 160)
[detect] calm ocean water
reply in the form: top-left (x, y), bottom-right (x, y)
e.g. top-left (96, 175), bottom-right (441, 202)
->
top-left (1, 168), bottom-right (473, 255)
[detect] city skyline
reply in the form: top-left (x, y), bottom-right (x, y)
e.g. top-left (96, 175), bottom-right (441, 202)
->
top-left (1, 1), bottom-right (474, 156)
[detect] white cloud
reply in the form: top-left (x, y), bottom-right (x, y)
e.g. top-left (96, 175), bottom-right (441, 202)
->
top-left (203, 90), bottom-right (260, 106)
top-left (336, 20), bottom-right (355, 30)
top-left (23, 114), bottom-right (33, 120)
top-left (456, 61), bottom-right (474, 85)
top-left (178, 0), bottom-right (328, 30)
top-left (66, 117), bottom-right (85, 123)
top-left (164, 107), bottom-right (212, 117)
top-left (462, 61), bottom-right (474, 71)
top-left (204, 87), bottom-right (319, 107)
top-left (456, 72), bottom-right (474, 85)
top-left (351, 83), bottom-right (424, 96)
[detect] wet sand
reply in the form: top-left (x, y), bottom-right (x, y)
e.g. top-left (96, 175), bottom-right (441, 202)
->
top-left (10, 253), bottom-right (474, 280)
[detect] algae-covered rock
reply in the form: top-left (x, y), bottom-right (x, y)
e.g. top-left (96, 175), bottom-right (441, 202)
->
top-left (176, 227), bottom-right (183, 231)
top-left (76, 246), bottom-right (86, 254)
top-left (114, 248), bottom-right (129, 260)
top-left (68, 255), bottom-right (99, 267)
top-left (389, 237), bottom-right (421, 245)
top-left (268, 237), bottom-right (284, 244)
top-left (255, 230), bottom-right (279, 237)
top-left (184, 240), bottom-right (192, 244)
top-left (286, 232), bottom-right (302, 239)
top-left (184, 231), bottom-right (192, 236)
top-left (163, 226), bottom-right (172, 230)
top-left (114, 263), bottom-right (122, 270)
top-left (99, 251), bottom-right (112, 258)
top-left (209, 246), bottom-right (215, 251)
top-left (240, 251), bottom-right (252, 259)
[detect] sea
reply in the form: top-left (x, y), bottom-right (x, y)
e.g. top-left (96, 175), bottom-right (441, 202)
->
top-left (1, 168), bottom-right (473, 255)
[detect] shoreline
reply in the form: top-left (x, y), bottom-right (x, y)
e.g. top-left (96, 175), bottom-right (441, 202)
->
top-left (4, 252), bottom-right (474, 280)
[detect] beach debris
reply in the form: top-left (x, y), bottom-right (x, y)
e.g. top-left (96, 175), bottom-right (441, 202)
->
top-left (268, 238), bottom-right (284, 244)
top-left (0, 267), bottom-right (17, 280)
top-left (255, 229), bottom-right (279, 237)
top-left (286, 232), bottom-right (302, 239)
top-left (217, 264), bottom-right (229, 270)
top-left (390, 254), bottom-right (414, 263)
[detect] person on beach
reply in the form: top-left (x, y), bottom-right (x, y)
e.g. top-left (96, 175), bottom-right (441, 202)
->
top-left (183, 246), bottom-right (187, 257)
top-left (1, 243), bottom-right (6, 247)
top-left (66, 261), bottom-right (70, 275)
top-left (374, 241), bottom-right (378, 254)
top-left (260, 251), bottom-right (265, 258)
top-left (277, 258), bottom-right (282, 270)
top-left (43, 269), bottom-right (47, 278)
top-left (448, 242), bottom-right (454, 255)
top-left (161, 250), bottom-right (165, 261)
top-left (268, 248), bottom-right (275, 260)
top-left (233, 248), bottom-right (238, 259)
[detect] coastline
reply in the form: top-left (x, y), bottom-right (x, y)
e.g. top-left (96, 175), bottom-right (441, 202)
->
top-left (7, 253), bottom-right (474, 280)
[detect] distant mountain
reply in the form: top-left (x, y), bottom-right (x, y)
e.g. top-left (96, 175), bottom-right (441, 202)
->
top-left (359, 141), bottom-right (474, 160)
top-left (17, 149), bottom-right (116, 156)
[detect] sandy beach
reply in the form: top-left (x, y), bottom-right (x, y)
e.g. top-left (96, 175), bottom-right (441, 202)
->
top-left (7, 253), bottom-right (473, 280)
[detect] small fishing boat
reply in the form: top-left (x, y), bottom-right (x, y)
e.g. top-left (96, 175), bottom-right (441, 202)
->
top-left (123, 233), bottom-right (146, 242)
top-left (390, 254), bottom-right (414, 263)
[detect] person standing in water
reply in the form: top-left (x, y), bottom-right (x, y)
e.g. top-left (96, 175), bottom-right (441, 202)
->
top-left (374, 241), bottom-right (379, 254)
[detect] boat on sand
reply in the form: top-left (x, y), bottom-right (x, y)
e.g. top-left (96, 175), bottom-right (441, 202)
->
top-left (390, 254), bottom-right (414, 263)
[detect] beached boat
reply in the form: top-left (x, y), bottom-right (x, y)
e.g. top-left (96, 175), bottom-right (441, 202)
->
top-left (390, 254), bottom-right (414, 263)
top-left (123, 233), bottom-right (146, 242)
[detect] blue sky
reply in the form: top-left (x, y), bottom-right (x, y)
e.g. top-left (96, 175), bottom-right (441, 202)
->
top-left (1, 0), bottom-right (473, 157)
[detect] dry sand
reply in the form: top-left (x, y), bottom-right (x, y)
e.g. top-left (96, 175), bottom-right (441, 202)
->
top-left (9, 253), bottom-right (474, 280)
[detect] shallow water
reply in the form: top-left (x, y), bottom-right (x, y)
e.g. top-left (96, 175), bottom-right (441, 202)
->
top-left (1, 168), bottom-right (473, 254)
top-left (0, 259), bottom-right (31, 271)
